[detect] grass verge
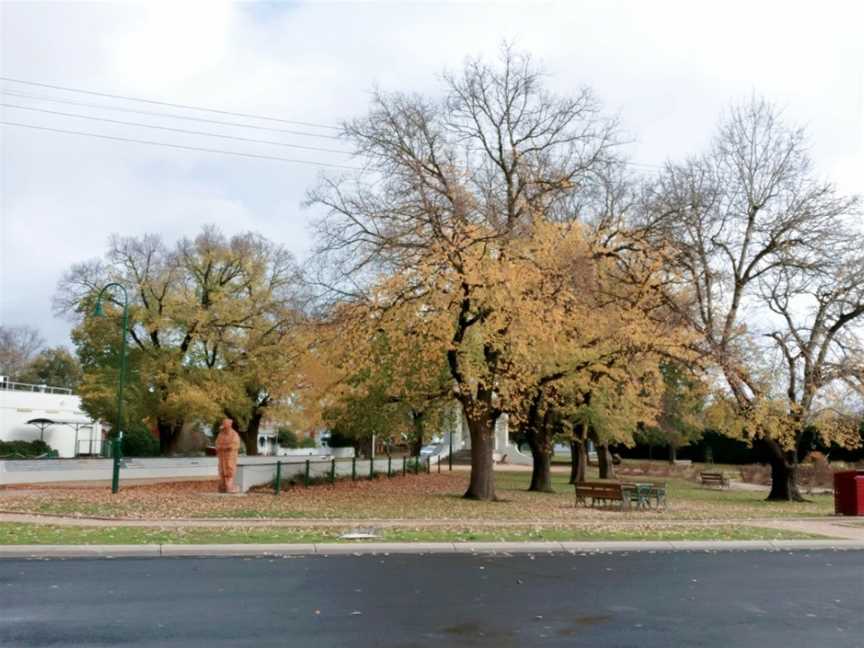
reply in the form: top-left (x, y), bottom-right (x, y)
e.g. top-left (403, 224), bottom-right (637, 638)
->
top-left (0, 522), bottom-right (828, 545)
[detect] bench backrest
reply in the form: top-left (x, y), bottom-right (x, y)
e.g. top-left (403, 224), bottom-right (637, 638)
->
top-left (574, 483), bottom-right (623, 498)
top-left (700, 472), bottom-right (725, 480)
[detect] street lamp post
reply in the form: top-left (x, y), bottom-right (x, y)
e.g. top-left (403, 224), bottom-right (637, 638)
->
top-left (93, 283), bottom-right (129, 494)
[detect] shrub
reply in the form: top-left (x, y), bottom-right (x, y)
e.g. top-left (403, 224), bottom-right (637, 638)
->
top-left (739, 464), bottom-right (771, 485)
top-left (0, 439), bottom-right (54, 458)
top-left (738, 460), bottom-right (835, 491)
top-left (121, 425), bottom-right (160, 457)
top-left (277, 428), bottom-right (317, 449)
top-left (277, 427), bottom-right (299, 448)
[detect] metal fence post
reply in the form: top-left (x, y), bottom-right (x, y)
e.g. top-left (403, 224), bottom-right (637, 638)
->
top-left (437, 456), bottom-right (441, 473)
top-left (110, 436), bottom-right (121, 494)
top-left (369, 455), bottom-right (374, 479)
top-left (427, 457), bottom-right (431, 474)
top-left (352, 456), bottom-right (356, 481)
top-left (304, 459), bottom-right (310, 487)
top-left (330, 458), bottom-right (336, 484)
top-left (387, 455), bottom-right (392, 478)
top-left (402, 456), bottom-right (406, 476)
top-left (275, 461), bottom-right (282, 495)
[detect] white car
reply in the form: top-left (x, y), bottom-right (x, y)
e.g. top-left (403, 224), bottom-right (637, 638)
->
top-left (420, 444), bottom-right (442, 457)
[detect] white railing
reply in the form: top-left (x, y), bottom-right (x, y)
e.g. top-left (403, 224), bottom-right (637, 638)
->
top-left (75, 438), bottom-right (106, 457)
top-left (0, 379), bottom-right (72, 395)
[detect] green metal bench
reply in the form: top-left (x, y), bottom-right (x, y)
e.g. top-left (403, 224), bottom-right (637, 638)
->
top-left (621, 482), bottom-right (667, 510)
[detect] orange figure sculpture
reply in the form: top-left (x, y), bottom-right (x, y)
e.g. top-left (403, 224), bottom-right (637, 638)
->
top-left (215, 418), bottom-right (242, 493)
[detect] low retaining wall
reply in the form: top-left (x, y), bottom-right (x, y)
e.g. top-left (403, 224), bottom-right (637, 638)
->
top-left (0, 458), bottom-right (217, 485)
top-left (236, 455), bottom-right (440, 492)
top-left (0, 449), bottom-right (439, 489)
top-left (0, 453), bottom-right (351, 486)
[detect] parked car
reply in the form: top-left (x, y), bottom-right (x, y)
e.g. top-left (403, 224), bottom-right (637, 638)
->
top-left (420, 444), bottom-right (442, 457)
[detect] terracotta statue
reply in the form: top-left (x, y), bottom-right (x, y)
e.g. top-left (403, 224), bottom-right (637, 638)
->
top-left (215, 418), bottom-right (241, 493)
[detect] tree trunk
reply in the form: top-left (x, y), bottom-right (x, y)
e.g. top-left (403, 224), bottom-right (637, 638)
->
top-left (527, 434), bottom-right (554, 493)
top-left (241, 412), bottom-right (262, 456)
top-left (598, 444), bottom-right (616, 480)
top-left (410, 410), bottom-right (425, 457)
top-left (569, 440), bottom-right (579, 484)
top-left (410, 436), bottom-right (423, 457)
top-left (569, 421), bottom-right (589, 484)
top-left (668, 445), bottom-right (677, 464)
top-left (464, 417), bottom-right (496, 501)
top-left (571, 440), bottom-right (588, 484)
top-left (157, 420), bottom-right (182, 456)
top-left (764, 438), bottom-right (804, 502)
top-left (362, 436), bottom-right (375, 459)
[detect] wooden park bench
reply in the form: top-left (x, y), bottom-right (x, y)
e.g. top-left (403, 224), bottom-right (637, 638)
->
top-left (574, 482), bottom-right (628, 510)
top-left (699, 471), bottom-right (729, 488)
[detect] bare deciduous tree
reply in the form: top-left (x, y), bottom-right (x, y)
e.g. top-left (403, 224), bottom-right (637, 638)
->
top-left (643, 97), bottom-right (861, 500)
top-left (760, 250), bottom-right (864, 498)
top-left (0, 324), bottom-right (45, 380)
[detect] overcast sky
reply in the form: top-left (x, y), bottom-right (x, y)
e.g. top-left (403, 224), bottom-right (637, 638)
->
top-left (1, 0), bottom-right (862, 347)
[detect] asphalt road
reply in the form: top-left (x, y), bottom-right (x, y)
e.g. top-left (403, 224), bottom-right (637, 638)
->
top-left (1, 550), bottom-right (862, 647)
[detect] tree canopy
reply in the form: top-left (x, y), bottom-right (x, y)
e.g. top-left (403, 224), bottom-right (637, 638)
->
top-left (56, 226), bottom-right (307, 454)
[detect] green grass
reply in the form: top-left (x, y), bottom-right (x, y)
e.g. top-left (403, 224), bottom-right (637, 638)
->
top-left (0, 522), bottom-right (826, 545)
top-left (492, 471), bottom-right (835, 518)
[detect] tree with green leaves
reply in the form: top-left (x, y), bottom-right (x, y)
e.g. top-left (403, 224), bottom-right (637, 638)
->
top-left (637, 362), bottom-right (707, 463)
top-left (56, 226), bottom-right (304, 454)
top-left (17, 346), bottom-right (82, 392)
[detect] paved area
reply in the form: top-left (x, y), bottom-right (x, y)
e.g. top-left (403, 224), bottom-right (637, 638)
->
top-left (1, 551), bottom-right (862, 647)
top-left (757, 518), bottom-right (864, 540)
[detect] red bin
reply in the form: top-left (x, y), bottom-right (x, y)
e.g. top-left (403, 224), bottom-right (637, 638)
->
top-left (833, 470), bottom-right (864, 516)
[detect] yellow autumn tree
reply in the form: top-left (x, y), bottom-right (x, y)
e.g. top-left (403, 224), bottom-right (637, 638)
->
top-left (307, 48), bottom-right (625, 500)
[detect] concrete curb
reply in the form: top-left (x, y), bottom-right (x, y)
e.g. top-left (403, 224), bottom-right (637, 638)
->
top-left (2, 539), bottom-right (864, 558)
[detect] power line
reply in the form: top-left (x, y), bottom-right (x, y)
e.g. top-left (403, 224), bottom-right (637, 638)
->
top-left (1, 89), bottom-right (345, 141)
top-left (0, 81), bottom-right (665, 172)
top-left (0, 120), bottom-right (361, 170)
top-left (1, 102), bottom-right (351, 155)
top-left (3, 118), bottom-right (663, 175)
top-left (0, 76), bottom-right (341, 131)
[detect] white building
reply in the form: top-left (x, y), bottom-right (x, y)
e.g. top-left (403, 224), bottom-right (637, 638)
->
top-left (444, 404), bottom-right (531, 464)
top-left (256, 425), bottom-right (279, 456)
top-left (0, 379), bottom-right (102, 458)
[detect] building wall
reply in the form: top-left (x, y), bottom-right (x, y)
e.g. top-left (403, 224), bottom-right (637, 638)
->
top-left (446, 403), bottom-right (513, 453)
top-left (0, 390), bottom-right (101, 458)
